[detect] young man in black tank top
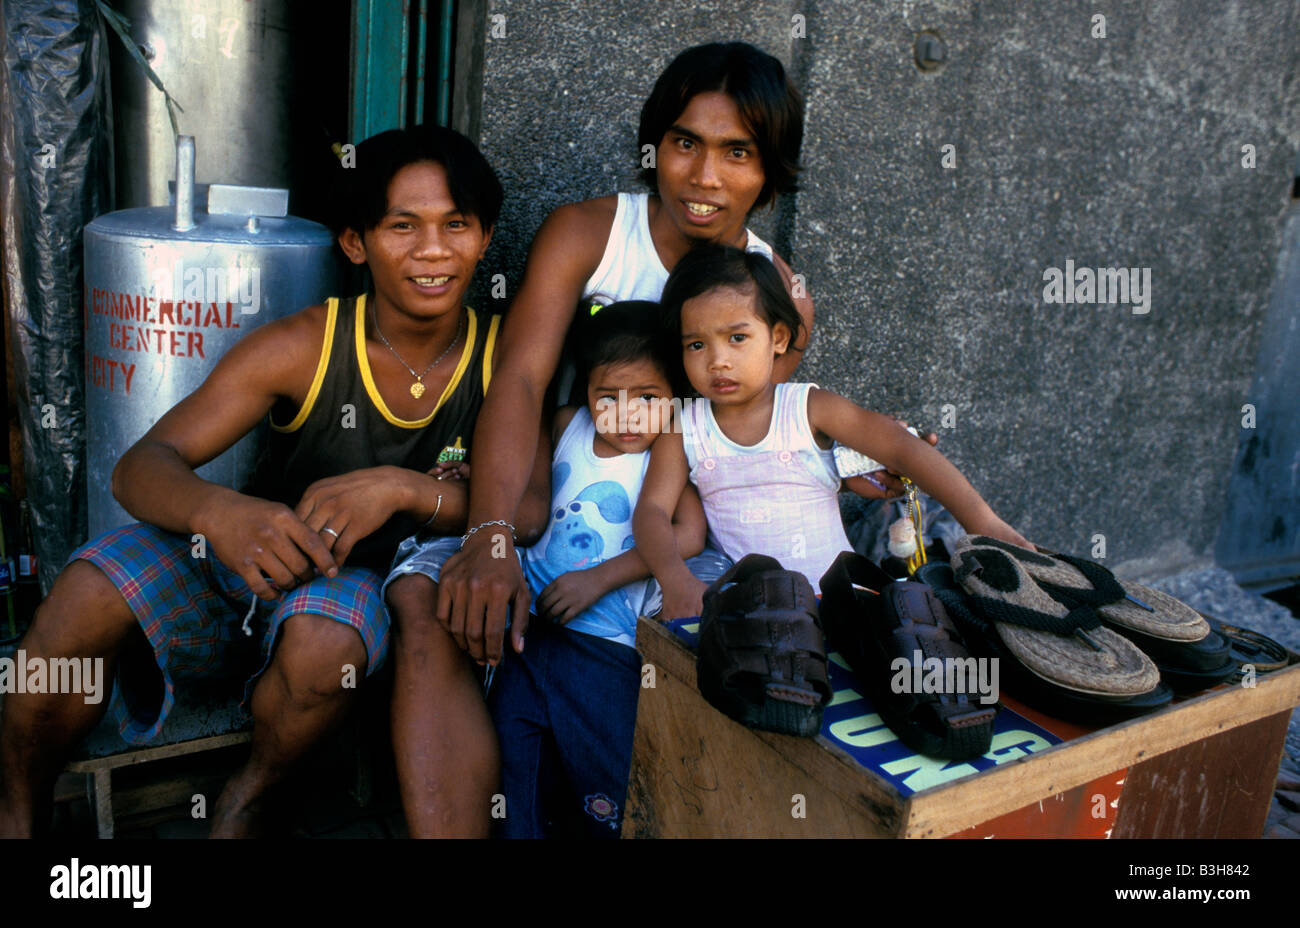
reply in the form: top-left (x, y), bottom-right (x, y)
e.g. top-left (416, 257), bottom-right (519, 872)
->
top-left (0, 126), bottom-right (550, 837)
top-left (440, 42), bottom-right (939, 670)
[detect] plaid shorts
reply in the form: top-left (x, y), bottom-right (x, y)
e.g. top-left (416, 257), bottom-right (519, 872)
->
top-left (69, 522), bottom-right (391, 745)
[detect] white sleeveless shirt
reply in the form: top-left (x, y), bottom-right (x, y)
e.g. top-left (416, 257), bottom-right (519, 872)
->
top-left (582, 192), bottom-right (775, 306)
top-left (680, 383), bottom-right (850, 594)
top-left (554, 192), bottom-right (778, 405)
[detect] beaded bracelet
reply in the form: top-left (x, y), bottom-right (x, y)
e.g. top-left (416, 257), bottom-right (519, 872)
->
top-left (460, 519), bottom-right (516, 547)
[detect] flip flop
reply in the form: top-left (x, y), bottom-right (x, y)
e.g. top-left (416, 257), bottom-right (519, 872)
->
top-left (955, 536), bottom-right (1233, 686)
top-left (696, 554), bottom-right (832, 738)
top-left (917, 562), bottom-right (1174, 723)
top-left (946, 541), bottom-right (1160, 698)
top-left (819, 551), bottom-right (997, 761)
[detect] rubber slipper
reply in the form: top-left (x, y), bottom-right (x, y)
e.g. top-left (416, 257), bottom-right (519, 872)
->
top-left (946, 542), bottom-right (1160, 698)
top-left (955, 536), bottom-right (1232, 680)
top-left (819, 551), bottom-right (997, 760)
top-left (1201, 614), bottom-right (1293, 680)
top-left (696, 554), bottom-right (831, 738)
top-left (916, 562), bottom-right (1173, 723)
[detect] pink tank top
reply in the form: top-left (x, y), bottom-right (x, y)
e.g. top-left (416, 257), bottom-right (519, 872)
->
top-left (681, 383), bottom-right (851, 594)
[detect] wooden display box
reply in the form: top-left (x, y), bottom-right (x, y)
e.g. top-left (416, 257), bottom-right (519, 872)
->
top-left (623, 616), bottom-right (1300, 838)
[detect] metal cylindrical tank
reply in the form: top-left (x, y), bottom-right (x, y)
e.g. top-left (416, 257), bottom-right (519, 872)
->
top-left (111, 0), bottom-right (305, 209)
top-left (83, 138), bottom-right (338, 538)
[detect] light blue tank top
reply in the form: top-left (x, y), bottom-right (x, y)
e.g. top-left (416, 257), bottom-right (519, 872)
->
top-left (522, 407), bottom-right (655, 647)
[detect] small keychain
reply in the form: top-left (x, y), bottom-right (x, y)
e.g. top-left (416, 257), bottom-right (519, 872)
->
top-left (887, 478), bottom-right (927, 575)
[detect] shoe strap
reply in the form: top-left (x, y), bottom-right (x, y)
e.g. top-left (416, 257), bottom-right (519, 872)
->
top-left (1032, 553), bottom-right (1127, 610)
top-left (954, 550), bottom-right (1102, 636)
top-left (703, 553), bottom-right (786, 616)
top-left (699, 555), bottom-right (829, 699)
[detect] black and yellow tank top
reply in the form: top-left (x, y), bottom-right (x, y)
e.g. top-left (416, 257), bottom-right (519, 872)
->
top-left (243, 293), bottom-right (500, 569)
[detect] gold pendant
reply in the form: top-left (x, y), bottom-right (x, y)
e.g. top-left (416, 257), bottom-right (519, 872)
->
top-left (410, 381), bottom-right (426, 399)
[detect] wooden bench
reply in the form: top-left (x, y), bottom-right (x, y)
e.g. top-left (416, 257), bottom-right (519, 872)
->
top-left (66, 731), bottom-right (252, 837)
top-left (624, 616), bottom-right (1300, 838)
top-left (57, 668), bottom-right (391, 837)
top-left (62, 683), bottom-right (252, 838)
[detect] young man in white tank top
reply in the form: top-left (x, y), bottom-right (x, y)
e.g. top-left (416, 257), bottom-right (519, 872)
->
top-left (436, 42), bottom-right (934, 671)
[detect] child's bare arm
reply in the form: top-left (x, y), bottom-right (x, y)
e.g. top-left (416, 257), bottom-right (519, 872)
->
top-left (631, 431), bottom-right (708, 619)
top-left (632, 431), bottom-right (694, 581)
top-left (807, 388), bottom-right (1032, 547)
top-left (668, 482), bottom-right (707, 559)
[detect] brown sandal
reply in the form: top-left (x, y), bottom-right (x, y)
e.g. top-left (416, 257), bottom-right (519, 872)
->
top-left (696, 554), bottom-right (831, 737)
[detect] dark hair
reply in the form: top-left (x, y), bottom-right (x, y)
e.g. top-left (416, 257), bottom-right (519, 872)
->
top-left (574, 300), bottom-right (671, 380)
top-left (334, 124), bottom-right (503, 236)
top-left (638, 42), bottom-right (803, 211)
top-left (660, 244), bottom-right (804, 348)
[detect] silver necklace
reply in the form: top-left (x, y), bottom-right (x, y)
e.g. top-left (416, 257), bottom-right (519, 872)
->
top-left (372, 308), bottom-right (463, 399)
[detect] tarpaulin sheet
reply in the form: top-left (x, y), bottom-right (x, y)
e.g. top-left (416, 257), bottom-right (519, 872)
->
top-left (1, 0), bottom-right (112, 593)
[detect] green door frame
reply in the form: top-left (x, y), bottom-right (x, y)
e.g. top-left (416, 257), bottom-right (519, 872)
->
top-left (349, 0), bottom-right (455, 139)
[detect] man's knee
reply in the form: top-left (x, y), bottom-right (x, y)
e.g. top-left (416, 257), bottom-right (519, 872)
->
top-left (387, 574), bottom-right (438, 622)
top-left (271, 614), bottom-right (368, 707)
top-left (387, 574), bottom-right (450, 643)
top-left (27, 559), bottom-right (136, 656)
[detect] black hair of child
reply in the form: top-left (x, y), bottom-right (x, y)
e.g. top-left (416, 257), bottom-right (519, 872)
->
top-left (574, 300), bottom-right (673, 384)
top-left (333, 124), bottom-right (504, 237)
top-left (638, 42), bottom-right (804, 212)
top-left (659, 244), bottom-right (805, 352)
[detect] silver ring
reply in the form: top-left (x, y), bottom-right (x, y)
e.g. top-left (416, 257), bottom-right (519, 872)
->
top-left (321, 527), bottom-right (340, 539)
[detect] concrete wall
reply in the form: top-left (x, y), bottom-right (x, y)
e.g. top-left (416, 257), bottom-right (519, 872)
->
top-left (464, 0), bottom-right (1300, 578)
top-left (1217, 203), bottom-right (1300, 586)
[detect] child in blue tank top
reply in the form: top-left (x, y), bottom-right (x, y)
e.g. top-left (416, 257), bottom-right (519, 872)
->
top-left (489, 300), bottom-right (729, 838)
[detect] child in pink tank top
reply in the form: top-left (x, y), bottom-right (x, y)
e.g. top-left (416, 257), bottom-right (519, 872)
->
top-left (634, 244), bottom-right (1034, 620)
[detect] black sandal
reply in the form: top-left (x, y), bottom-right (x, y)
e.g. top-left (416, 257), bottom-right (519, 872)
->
top-left (696, 555), bottom-right (831, 737)
top-left (820, 551), bottom-right (997, 760)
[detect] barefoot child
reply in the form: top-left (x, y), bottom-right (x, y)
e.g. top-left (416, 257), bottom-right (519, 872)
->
top-left (486, 301), bottom-right (728, 837)
top-left (634, 245), bottom-right (1032, 619)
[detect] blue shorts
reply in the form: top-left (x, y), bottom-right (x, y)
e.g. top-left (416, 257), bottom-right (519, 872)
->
top-left (70, 522), bottom-right (391, 745)
top-left (381, 534), bottom-right (466, 604)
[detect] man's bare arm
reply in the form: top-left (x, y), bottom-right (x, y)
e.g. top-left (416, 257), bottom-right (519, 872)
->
top-left (111, 308), bottom-right (341, 597)
top-left (464, 200), bottom-right (612, 529)
top-left (435, 199), bottom-right (612, 661)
